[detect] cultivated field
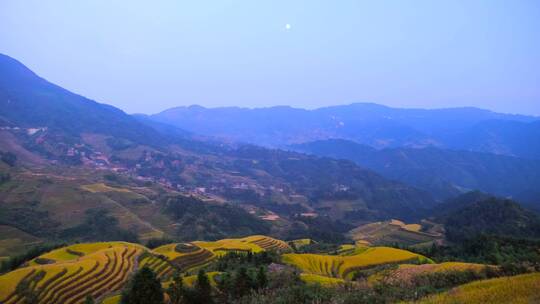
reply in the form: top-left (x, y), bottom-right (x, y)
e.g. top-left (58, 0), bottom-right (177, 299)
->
top-left (0, 225), bottom-right (42, 258)
top-left (0, 235), bottom-right (290, 303)
top-left (154, 235), bottom-right (291, 273)
top-left (348, 219), bottom-right (442, 247)
top-left (282, 246), bottom-right (432, 279)
top-left (414, 272), bottom-right (540, 303)
top-left (368, 262), bottom-right (494, 286)
top-left (2, 235), bottom-right (532, 304)
top-left (0, 242), bottom-right (143, 304)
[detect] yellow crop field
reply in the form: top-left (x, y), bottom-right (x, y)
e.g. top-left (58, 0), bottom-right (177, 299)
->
top-left (194, 239), bottom-right (264, 254)
top-left (240, 235), bottom-right (292, 252)
top-left (32, 242), bottom-right (145, 265)
top-left (153, 235), bottom-right (292, 273)
top-left (340, 244), bottom-right (355, 250)
top-left (81, 183), bottom-right (132, 193)
top-left (415, 273), bottom-right (540, 304)
top-left (154, 235), bottom-right (288, 273)
top-left (282, 247), bottom-right (432, 279)
top-left (0, 236), bottom-right (445, 303)
top-left (153, 243), bottom-right (190, 260)
top-left (0, 243), bottom-right (143, 304)
top-left (0, 267), bottom-right (36, 299)
top-left (153, 243), bottom-right (215, 272)
top-left (349, 219), bottom-right (440, 247)
top-left (300, 273), bottom-right (345, 286)
top-left (402, 224), bottom-right (422, 232)
top-left (182, 271), bottom-right (222, 286)
top-left (435, 262), bottom-right (489, 272)
top-left (139, 253), bottom-right (174, 280)
top-left (102, 294), bottom-right (121, 304)
top-left (288, 238), bottom-right (313, 249)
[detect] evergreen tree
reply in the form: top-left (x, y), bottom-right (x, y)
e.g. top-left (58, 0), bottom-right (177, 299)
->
top-left (121, 267), bottom-right (164, 304)
top-left (256, 266), bottom-right (267, 290)
top-left (232, 267), bottom-right (252, 299)
top-left (215, 272), bottom-right (232, 303)
top-left (193, 269), bottom-right (213, 304)
top-left (167, 271), bottom-right (185, 304)
top-left (84, 295), bottom-right (95, 304)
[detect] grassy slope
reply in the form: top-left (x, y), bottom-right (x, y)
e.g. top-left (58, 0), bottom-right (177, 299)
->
top-left (0, 171), bottom-right (171, 250)
top-left (415, 272), bottom-right (540, 304)
top-left (368, 262), bottom-right (493, 286)
top-left (0, 225), bottom-right (41, 258)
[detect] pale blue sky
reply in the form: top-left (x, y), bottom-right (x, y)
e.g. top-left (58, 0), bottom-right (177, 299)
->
top-left (0, 0), bottom-right (539, 115)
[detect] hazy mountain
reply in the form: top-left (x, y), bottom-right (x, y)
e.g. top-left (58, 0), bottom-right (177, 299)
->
top-left (150, 103), bottom-right (540, 158)
top-left (436, 192), bottom-right (540, 242)
top-left (442, 119), bottom-right (540, 160)
top-left (291, 139), bottom-right (540, 205)
top-left (0, 54), bottom-right (170, 147)
top-left (0, 53), bottom-right (437, 232)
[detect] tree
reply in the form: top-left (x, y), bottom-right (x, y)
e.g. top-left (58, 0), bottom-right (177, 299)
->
top-left (214, 272), bottom-right (232, 303)
top-left (232, 267), bottom-right (253, 299)
top-left (256, 266), bottom-right (267, 290)
top-left (84, 295), bottom-right (95, 304)
top-left (121, 267), bottom-right (164, 304)
top-left (193, 269), bottom-right (213, 304)
top-left (167, 271), bottom-right (185, 304)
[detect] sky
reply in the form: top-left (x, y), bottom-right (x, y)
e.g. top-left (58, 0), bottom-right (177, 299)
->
top-left (0, 0), bottom-right (539, 115)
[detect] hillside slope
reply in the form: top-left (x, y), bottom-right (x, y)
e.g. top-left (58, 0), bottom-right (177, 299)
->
top-left (437, 194), bottom-right (540, 242)
top-left (0, 54), bottom-right (169, 147)
top-left (0, 54), bottom-right (439, 246)
top-left (291, 139), bottom-right (540, 203)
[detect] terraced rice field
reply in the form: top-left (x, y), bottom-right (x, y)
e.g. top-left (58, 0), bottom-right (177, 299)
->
top-left (240, 235), bottom-right (291, 252)
top-left (29, 242), bottom-right (145, 265)
top-left (80, 183), bottom-right (132, 193)
top-left (138, 252), bottom-right (174, 280)
top-left (300, 273), bottom-right (345, 286)
top-left (153, 243), bottom-right (215, 272)
top-left (153, 235), bottom-right (290, 272)
top-left (0, 243), bottom-right (143, 304)
top-left (102, 294), bottom-right (121, 304)
top-left (337, 244), bottom-right (358, 255)
top-left (194, 239), bottom-right (262, 254)
top-left (288, 238), bottom-right (313, 249)
top-left (414, 272), bottom-right (540, 304)
top-left (0, 235), bottom-right (327, 303)
top-left (349, 220), bottom-right (441, 247)
top-left (282, 246), bottom-right (432, 279)
top-left (368, 262), bottom-right (493, 285)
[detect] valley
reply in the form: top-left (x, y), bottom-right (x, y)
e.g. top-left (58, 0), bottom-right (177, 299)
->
top-left (0, 53), bottom-right (539, 303)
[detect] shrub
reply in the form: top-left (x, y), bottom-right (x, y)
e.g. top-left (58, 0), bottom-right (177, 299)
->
top-left (121, 267), bottom-right (164, 304)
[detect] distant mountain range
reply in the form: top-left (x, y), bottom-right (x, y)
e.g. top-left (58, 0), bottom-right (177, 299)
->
top-left (0, 53), bottom-right (437, 236)
top-left (291, 139), bottom-right (540, 207)
top-left (1, 52), bottom-right (539, 255)
top-left (149, 103), bottom-right (540, 159)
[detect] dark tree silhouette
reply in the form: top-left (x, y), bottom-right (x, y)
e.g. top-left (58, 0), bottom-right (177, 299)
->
top-left (121, 267), bottom-right (164, 304)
